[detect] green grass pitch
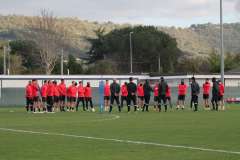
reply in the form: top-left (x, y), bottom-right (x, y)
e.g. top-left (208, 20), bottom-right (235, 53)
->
top-left (0, 105), bottom-right (240, 160)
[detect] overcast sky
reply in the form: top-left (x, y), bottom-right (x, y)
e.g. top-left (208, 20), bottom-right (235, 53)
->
top-left (0, 0), bottom-right (240, 27)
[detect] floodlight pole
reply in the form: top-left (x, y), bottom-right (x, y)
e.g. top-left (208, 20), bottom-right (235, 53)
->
top-left (61, 48), bottom-right (64, 75)
top-left (3, 46), bottom-right (6, 75)
top-left (220, 0), bottom-right (224, 83)
top-left (158, 53), bottom-right (161, 73)
top-left (129, 32), bottom-right (134, 74)
top-left (7, 43), bottom-right (10, 75)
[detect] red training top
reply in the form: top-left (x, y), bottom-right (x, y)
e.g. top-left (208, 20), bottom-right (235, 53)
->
top-left (70, 85), bottom-right (77, 98)
top-left (84, 86), bottom-right (92, 98)
top-left (153, 85), bottom-right (159, 97)
top-left (166, 86), bottom-right (171, 97)
top-left (25, 84), bottom-right (33, 98)
top-left (47, 83), bottom-right (54, 97)
top-left (203, 82), bottom-right (211, 95)
top-left (67, 85), bottom-right (72, 97)
top-left (137, 85), bottom-right (144, 97)
top-left (219, 83), bottom-right (225, 96)
top-left (121, 84), bottom-right (128, 97)
top-left (31, 83), bottom-right (39, 97)
top-left (78, 85), bottom-right (85, 97)
top-left (58, 83), bottom-right (66, 96)
top-left (41, 84), bottom-right (48, 98)
top-left (178, 84), bottom-right (187, 96)
top-left (53, 85), bottom-right (60, 97)
top-left (104, 83), bottom-right (110, 96)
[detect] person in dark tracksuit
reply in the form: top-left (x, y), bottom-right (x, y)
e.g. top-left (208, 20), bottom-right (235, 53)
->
top-left (190, 77), bottom-right (200, 111)
top-left (211, 77), bottom-right (219, 111)
top-left (109, 79), bottom-right (121, 113)
top-left (158, 77), bottom-right (168, 112)
top-left (143, 80), bottom-right (152, 112)
top-left (127, 77), bottom-right (137, 112)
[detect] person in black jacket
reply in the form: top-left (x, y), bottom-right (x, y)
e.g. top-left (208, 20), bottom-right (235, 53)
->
top-left (211, 77), bottom-right (219, 111)
top-left (142, 80), bottom-right (152, 112)
top-left (158, 77), bottom-right (168, 112)
top-left (127, 77), bottom-right (137, 112)
top-left (190, 77), bottom-right (200, 111)
top-left (109, 79), bottom-right (121, 113)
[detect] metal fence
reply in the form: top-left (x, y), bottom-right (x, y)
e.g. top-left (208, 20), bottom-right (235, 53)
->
top-left (0, 74), bottom-right (240, 107)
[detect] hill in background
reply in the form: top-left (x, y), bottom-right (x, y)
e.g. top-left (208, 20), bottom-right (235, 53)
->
top-left (0, 15), bottom-right (239, 59)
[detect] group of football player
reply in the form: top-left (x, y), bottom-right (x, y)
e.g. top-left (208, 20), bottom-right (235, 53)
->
top-left (25, 77), bottom-right (225, 113)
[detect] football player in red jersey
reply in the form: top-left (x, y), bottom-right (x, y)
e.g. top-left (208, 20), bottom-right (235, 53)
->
top-left (153, 82), bottom-right (159, 111)
top-left (218, 80), bottom-right (225, 110)
top-left (137, 83), bottom-right (144, 110)
top-left (104, 80), bottom-right (111, 111)
top-left (76, 81), bottom-right (85, 111)
top-left (85, 82), bottom-right (94, 112)
top-left (53, 81), bottom-right (60, 112)
top-left (41, 80), bottom-right (48, 112)
top-left (25, 81), bottom-right (33, 112)
top-left (203, 78), bottom-right (211, 109)
top-left (58, 79), bottom-right (67, 112)
top-left (177, 79), bottom-right (188, 110)
top-left (32, 79), bottom-right (41, 112)
top-left (120, 82), bottom-right (128, 109)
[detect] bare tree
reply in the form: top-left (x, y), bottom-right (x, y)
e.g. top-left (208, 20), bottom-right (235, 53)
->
top-left (24, 9), bottom-right (68, 74)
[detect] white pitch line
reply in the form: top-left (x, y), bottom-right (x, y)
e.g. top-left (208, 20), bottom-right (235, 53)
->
top-left (89, 114), bottom-right (120, 122)
top-left (0, 128), bottom-right (240, 155)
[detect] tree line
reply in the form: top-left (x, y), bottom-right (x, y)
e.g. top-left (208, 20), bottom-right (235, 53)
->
top-left (1, 10), bottom-right (240, 75)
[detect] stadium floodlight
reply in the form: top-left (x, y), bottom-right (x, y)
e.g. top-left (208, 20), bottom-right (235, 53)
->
top-left (129, 32), bottom-right (134, 74)
top-left (220, 0), bottom-right (224, 83)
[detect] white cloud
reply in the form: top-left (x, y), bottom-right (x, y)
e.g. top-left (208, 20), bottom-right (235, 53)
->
top-left (236, 0), bottom-right (240, 11)
top-left (0, 0), bottom-right (239, 26)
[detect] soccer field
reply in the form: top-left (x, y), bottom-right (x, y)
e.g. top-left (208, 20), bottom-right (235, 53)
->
top-left (0, 105), bottom-right (240, 160)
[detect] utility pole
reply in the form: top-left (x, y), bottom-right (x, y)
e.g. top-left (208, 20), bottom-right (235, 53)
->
top-left (129, 32), bottom-right (134, 74)
top-left (220, 0), bottom-right (224, 83)
top-left (158, 53), bottom-right (161, 73)
top-left (7, 43), bottom-right (10, 75)
top-left (61, 48), bottom-right (64, 75)
top-left (3, 46), bottom-right (6, 75)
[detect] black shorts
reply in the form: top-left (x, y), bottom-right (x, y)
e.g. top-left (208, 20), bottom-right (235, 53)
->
top-left (138, 96), bottom-right (144, 101)
top-left (70, 97), bottom-right (76, 102)
top-left (158, 95), bottom-right (167, 104)
top-left (59, 96), bottom-right (66, 102)
top-left (218, 95), bottom-right (224, 101)
top-left (42, 97), bottom-right (47, 102)
top-left (67, 96), bottom-right (70, 102)
top-left (26, 97), bottom-right (33, 106)
top-left (203, 94), bottom-right (209, 100)
top-left (154, 96), bottom-right (159, 102)
top-left (54, 96), bottom-right (59, 103)
top-left (33, 96), bottom-right (39, 102)
top-left (104, 96), bottom-right (110, 100)
top-left (212, 95), bottom-right (219, 102)
top-left (166, 96), bottom-right (171, 101)
top-left (85, 97), bottom-right (92, 101)
top-left (127, 95), bottom-right (137, 106)
top-left (47, 96), bottom-right (54, 106)
top-left (191, 95), bottom-right (198, 104)
top-left (178, 95), bottom-right (185, 101)
top-left (121, 96), bottom-right (128, 101)
top-left (77, 97), bottom-right (85, 102)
